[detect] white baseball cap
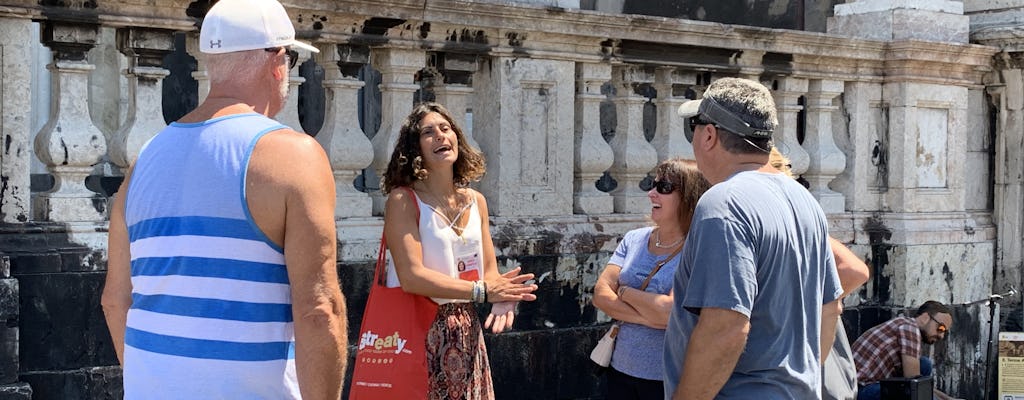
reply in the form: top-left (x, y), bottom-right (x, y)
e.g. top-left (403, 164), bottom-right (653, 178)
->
top-left (199, 0), bottom-right (319, 54)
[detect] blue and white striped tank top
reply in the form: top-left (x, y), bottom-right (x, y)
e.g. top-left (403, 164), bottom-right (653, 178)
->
top-left (123, 113), bottom-right (299, 399)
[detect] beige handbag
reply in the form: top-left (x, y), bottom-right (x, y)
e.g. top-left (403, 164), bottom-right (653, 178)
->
top-left (590, 323), bottom-right (620, 367)
top-left (589, 244), bottom-right (684, 368)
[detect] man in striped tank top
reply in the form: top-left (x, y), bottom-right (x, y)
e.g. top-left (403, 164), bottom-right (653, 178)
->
top-left (100, 0), bottom-right (347, 398)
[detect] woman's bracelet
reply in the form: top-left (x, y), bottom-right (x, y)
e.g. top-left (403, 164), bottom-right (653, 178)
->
top-left (617, 286), bottom-right (628, 298)
top-left (472, 280), bottom-right (487, 303)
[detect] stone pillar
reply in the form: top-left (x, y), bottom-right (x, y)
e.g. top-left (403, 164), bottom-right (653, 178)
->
top-left (772, 77), bottom-right (809, 175)
top-left (0, 17), bottom-right (33, 224)
top-left (317, 44), bottom-right (374, 218)
top-left (275, 49), bottom-right (311, 132)
top-left (573, 62), bottom-right (613, 214)
top-left (186, 34), bottom-right (210, 103)
top-left (32, 22), bottom-right (107, 222)
top-left (652, 67), bottom-right (694, 161)
top-left (608, 65), bottom-right (657, 214)
top-left (833, 80), bottom-right (885, 212)
top-left (734, 50), bottom-right (765, 82)
top-left (802, 79), bottom-right (846, 213)
top-left (990, 54), bottom-right (1024, 299)
top-left (431, 52), bottom-right (479, 150)
top-left (109, 28), bottom-right (174, 174)
top-left (473, 56), bottom-right (574, 216)
top-left (368, 47), bottom-right (422, 215)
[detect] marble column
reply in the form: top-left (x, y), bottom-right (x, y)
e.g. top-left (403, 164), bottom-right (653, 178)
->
top-left (32, 22), bottom-right (107, 222)
top-left (772, 77), bottom-right (809, 175)
top-left (573, 62), bottom-right (613, 214)
top-left (317, 44), bottom-right (374, 218)
top-left (368, 47), bottom-right (423, 215)
top-left (275, 50), bottom-right (311, 132)
top-left (608, 65), bottom-right (657, 214)
top-left (0, 17), bottom-right (33, 223)
top-left (109, 27), bottom-right (174, 174)
top-left (802, 79), bottom-right (846, 213)
top-left (652, 67), bottom-right (694, 162)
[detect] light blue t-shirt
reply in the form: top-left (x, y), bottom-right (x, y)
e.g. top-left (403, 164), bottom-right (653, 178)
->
top-left (663, 171), bottom-right (842, 399)
top-left (607, 227), bottom-right (680, 381)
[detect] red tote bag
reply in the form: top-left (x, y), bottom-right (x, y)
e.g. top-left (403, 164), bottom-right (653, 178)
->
top-left (350, 190), bottom-right (439, 399)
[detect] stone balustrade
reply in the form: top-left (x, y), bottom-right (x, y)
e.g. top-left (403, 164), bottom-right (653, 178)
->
top-left (0, 0), bottom-right (1005, 398)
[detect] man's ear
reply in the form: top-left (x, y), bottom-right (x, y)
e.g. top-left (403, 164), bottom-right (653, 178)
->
top-left (699, 124), bottom-right (719, 152)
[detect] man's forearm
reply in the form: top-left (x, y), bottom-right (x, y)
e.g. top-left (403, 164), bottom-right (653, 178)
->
top-left (673, 309), bottom-right (749, 400)
top-left (820, 299), bottom-right (842, 364)
top-left (294, 304), bottom-right (348, 400)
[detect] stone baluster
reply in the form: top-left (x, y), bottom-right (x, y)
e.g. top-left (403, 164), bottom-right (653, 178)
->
top-left (32, 22), bottom-right (107, 222)
top-left (735, 50), bottom-right (765, 82)
top-left (317, 44), bottom-right (374, 218)
top-left (0, 17), bottom-right (33, 223)
top-left (109, 28), bottom-right (174, 174)
top-left (186, 34), bottom-right (210, 103)
top-left (573, 62), bottom-right (614, 214)
top-left (432, 53), bottom-right (479, 150)
top-left (369, 47), bottom-right (424, 214)
top-left (772, 77), bottom-right (810, 175)
top-left (652, 67), bottom-right (695, 161)
top-left (275, 50), bottom-right (311, 132)
top-left (609, 65), bottom-right (657, 213)
top-left (802, 79), bottom-right (846, 213)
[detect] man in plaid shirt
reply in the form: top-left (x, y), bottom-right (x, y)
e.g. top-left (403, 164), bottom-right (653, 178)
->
top-left (851, 301), bottom-right (961, 400)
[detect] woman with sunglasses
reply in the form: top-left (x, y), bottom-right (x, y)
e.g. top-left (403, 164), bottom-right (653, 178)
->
top-left (380, 102), bottom-right (539, 400)
top-left (592, 158), bottom-right (710, 399)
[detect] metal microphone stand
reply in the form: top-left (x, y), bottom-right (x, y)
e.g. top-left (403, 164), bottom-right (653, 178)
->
top-left (962, 287), bottom-right (1017, 400)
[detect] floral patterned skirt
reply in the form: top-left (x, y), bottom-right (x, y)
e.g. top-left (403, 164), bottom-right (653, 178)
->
top-left (426, 302), bottom-right (495, 400)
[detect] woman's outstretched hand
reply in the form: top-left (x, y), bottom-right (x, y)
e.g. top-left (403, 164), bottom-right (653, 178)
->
top-left (484, 302), bottom-right (517, 333)
top-left (485, 267), bottom-right (538, 303)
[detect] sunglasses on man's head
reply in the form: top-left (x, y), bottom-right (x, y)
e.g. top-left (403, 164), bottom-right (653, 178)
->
top-left (640, 179), bottom-right (676, 195)
top-left (265, 47), bottom-right (299, 70)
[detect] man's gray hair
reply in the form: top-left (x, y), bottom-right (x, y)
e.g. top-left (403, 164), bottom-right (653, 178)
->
top-left (204, 50), bottom-right (268, 87)
top-left (704, 78), bottom-right (778, 154)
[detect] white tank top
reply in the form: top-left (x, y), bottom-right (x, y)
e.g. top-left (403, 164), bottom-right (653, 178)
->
top-left (386, 191), bottom-right (486, 305)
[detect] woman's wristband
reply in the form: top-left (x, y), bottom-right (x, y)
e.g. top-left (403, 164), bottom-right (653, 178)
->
top-left (617, 286), bottom-right (628, 298)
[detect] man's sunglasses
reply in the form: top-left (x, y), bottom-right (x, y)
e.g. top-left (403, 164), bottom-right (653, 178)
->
top-left (686, 115), bottom-right (714, 143)
top-left (640, 179), bottom-right (676, 195)
top-left (265, 47), bottom-right (299, 70)
top-left (928, 313), bottom-right (948, 334)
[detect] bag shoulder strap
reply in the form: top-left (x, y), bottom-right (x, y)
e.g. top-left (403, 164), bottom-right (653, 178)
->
top-left (638, 241), bottom-right (684, 291)
top-left (375, 187), bottom-right (420, 284)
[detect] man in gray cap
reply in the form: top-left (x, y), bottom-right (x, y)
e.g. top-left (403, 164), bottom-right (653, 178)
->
top-left (662, 77), bottom-right (843, 399)
top-left (101, 0), bottom-right (346, 398)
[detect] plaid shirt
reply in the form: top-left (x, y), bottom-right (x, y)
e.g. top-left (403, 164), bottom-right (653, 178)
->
top-left (851, 316), bottom-right (921, 385)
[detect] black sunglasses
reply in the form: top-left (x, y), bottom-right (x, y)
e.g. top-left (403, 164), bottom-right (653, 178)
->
top-left (640, 179), bottom-right (676, 195)
top-left (265, 47), bottom-right (299, 70)
top-left (686, 115), bottom-right (714, 143)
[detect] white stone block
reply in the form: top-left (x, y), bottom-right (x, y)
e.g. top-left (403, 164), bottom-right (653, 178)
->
top-left (474, 57), bottom-right (575, 217)
top-left (834, 0), bottom-right (964, 16)
top-left (829, 8), bottom-right (970, 43)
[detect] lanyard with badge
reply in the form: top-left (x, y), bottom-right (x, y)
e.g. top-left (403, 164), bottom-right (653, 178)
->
top-left (453, 237), bottom-right (481, 281)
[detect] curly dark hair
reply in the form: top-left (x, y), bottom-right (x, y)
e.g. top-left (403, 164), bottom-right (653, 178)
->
top-left (381, 102), bottom-right (486, 194)
top-left (653, 158), bottom-right (710, 236)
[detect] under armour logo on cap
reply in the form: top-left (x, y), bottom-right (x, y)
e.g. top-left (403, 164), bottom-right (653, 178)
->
top-left (198, 0), bottom-right (318, 55)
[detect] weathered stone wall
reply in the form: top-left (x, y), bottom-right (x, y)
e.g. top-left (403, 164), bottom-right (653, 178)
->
top-left (0, 0), bottom-right (1008, 399)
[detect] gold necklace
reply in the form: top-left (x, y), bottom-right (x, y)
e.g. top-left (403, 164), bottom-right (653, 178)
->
top-left (421, 188), bottom-right (464, 225)
top-left (654, 229), bottom-right (684, 249)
